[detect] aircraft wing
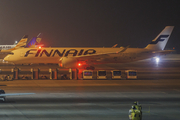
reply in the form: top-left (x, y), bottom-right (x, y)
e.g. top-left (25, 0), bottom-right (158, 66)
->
top-left (75, 45), bottom-right (129, 59)
top-left (0, 93), bottom-right (35, 96)
top-left (152, 50), bottom-right (175, 55)
top-left (73, 53), bottom-right (109, 62)
top-left (112, 44), bottom-right (118, 48)
top-left (60, 45), bottom-right (129, 62)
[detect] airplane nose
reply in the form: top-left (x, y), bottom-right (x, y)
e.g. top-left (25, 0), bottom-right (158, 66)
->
top-left (3, 56), bottom-right (9, 61)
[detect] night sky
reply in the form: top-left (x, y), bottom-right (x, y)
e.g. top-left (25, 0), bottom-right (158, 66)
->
top-left (0, 0), bottom-right (180, 53)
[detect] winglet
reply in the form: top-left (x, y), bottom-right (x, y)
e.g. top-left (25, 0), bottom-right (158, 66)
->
top-left (112, 44), bottom-right (118, 48)
top-left (118, 45), bottom-right (130, 53)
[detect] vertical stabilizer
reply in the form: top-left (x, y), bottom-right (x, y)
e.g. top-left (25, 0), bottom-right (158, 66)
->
top-left (25, 33), bottom-right (42, 48)
top-left (145, 26), bottom-right (174, 50)
top-left (9, 35), bottom-right (28, 50)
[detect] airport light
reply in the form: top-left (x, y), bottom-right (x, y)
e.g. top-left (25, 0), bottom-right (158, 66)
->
top-left (78, 63), bottom-right (82, 67)
top-left (155, 57), bottom-right (160, 63)
top-left (59, 63), bottom-right (63, 67)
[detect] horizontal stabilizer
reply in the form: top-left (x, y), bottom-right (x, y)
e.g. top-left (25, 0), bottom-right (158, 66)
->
top-left (152, 50), bottom-right (175, 55)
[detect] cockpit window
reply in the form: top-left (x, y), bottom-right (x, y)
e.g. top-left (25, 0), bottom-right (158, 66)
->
top-left (8, 52), bottom-right (14, 55)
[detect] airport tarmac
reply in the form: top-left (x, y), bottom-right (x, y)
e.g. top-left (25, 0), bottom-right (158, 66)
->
top-left (0, 54), bottom-right (180, 120)
top-left (0, 79), bottom-right (180, 120)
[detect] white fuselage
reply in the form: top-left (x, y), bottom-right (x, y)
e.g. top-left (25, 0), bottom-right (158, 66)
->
top-left (3, 26), bottom-right (174, 68)
top-left (4, 47), bottom-right (156, 64)
top-left (0, 45), bottom-right (15, 50)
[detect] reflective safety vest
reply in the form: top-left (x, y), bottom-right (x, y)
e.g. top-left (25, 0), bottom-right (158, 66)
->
top-left (135, 105), bottom-right (142, 111)
top-left (129, 109), bottom-right (141, 120)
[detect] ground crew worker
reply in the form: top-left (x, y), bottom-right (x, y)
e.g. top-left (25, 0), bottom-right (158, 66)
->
top-left (129, 105), bottom-right (141, 120)
top-left (133, 101), bottom-right (142, 111)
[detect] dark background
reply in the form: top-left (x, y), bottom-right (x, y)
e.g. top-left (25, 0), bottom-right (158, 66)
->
top-left (0, 0), bottom-right (179, 53)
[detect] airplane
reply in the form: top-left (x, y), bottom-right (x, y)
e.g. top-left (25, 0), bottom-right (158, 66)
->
top-left (0, 34), bottom-right (42, 59)
top-left (0, 35), bottom-right (28, 59)
top-left (3, 26), bottom-right (174, 70)
top-left (0, 89), bottom-right (35, 101)
top-left (0, 35), bottom-right (28, 50)
top-left (25, 33), bottom-right (42, 48)
top-left (0, 41), bottom-right (18, 50)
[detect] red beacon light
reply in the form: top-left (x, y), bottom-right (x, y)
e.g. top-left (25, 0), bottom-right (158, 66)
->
top-left (38, 46), bottom-right (42, 49)
top-left (78, 63), bottom-right (82, 67)
top-left (37, 44), bottom-right (44, 49)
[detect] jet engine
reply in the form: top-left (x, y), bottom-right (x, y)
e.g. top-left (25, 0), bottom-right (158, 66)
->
top-left (59, 57), bottom-right (95, 69)
top-left (59, 57), bottom-right (78, 68)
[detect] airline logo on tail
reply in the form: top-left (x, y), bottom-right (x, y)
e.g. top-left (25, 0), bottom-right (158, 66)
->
top-left (25, 37), bottom-right (41, 48)
top-left (25, 33), bottom-right (42, 48)
top-left (145, 26), bottom-right (174, 51)
top-left (8, 35), bottom-right (28, 50)
top-left (149, 35), bottom-right (169, 44)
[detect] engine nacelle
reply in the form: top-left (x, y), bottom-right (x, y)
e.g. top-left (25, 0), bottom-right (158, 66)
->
top-left (59, 57), bottom-right (78, 68)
